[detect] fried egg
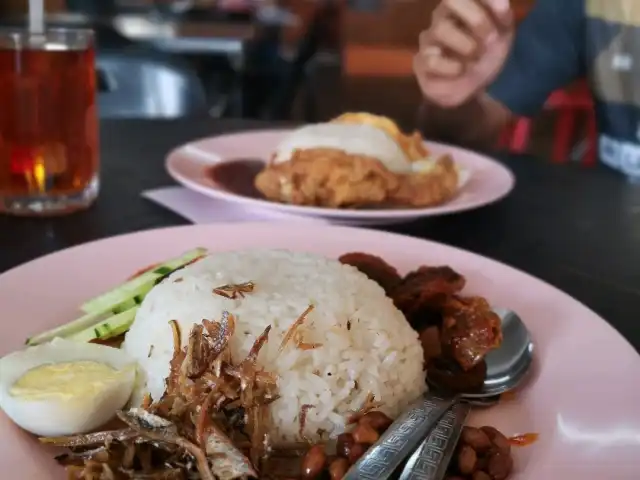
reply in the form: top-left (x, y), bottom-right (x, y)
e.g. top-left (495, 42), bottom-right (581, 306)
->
top-left (273, 122), bottom-right (412, 174)
top-left (412, 156), bottom-right (471, 189)
top-left (0, 338), bottom-right (137, 437)
top-left (331, 112), bottom-right (430, 161)
top-left (332, 112), bottom-right (402, 139)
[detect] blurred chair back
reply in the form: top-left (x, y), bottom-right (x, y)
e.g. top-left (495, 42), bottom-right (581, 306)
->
top-left (92, 22), bottom-right (136, 51)
top-left (97, 50), bottom-right (208, 119)
top-left (261, 1), bottom-right (340, 121)
top-left (66, 0), bottom-right (118, 16)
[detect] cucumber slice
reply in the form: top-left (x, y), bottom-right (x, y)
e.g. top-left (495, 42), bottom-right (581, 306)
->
top-left (26, 297), bottom-right (142, 346)
top-left (29, 291), bottom-right (153, 345)
top-left (80, 248), bottom-right (207, 314)
top-left (25, 248), bottom-right (207, 346)
top-left (26, 310), bottom-right (106, 346)
top-left (68, 307), bottom-right (139, 343)
top-left (111, 298), bottom-right (137, 314)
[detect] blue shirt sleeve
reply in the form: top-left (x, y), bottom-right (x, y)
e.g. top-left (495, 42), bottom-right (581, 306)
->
top-left (487, 0), bottom-right (586, 117)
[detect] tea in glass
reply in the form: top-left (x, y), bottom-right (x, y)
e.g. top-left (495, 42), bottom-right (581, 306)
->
top-left (0, 29), bottom-right (99, 216)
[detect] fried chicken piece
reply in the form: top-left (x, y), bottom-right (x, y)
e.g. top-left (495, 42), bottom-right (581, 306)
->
top-left (255, 148), bottom-right (400, 208)
top-left (391, 154), bottom-right (459, 207)
top-left (405, 305), bottom-right (445, 332)
top-left (255, 147), bottom-right (459, 209)
top-left (440, 296), bottom-right (503, 371)
top-left (397, 130), bottom-right (430, 162)
top-left (427, 356), bottom-right (487, 393)
top-left (338, 252), bottom-right (402, 294)
top-left (418, 325), bottom-right (442, 364)
top-left (392, 266), bottom-right (466, 317)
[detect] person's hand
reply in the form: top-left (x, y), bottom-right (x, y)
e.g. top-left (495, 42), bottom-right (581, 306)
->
top-left (414, 0), bottom-right (514, 108)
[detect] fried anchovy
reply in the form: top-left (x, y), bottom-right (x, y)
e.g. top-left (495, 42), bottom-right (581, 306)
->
top-left (118, 409), bottom-right (216, 480)
top-left (204, 422), bottom-right (258, 480)
top-left (55, 446), bottom-right (109, 463)
top-left (40, 429), bottom-right (138, 448)
top-left (122, 468), bottom-right (184, 479)
top-left (213, 281), bottom-right (255, 299)
top-left (203, 310), bottom-right (236, 361)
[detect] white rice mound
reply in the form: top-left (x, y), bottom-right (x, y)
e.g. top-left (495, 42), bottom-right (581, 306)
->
top-left (122, 249), bottom-right (426, 443)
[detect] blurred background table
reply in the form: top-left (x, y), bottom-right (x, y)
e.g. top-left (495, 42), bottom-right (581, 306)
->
top-left (1, 118), bottom-right (639, 353)
top-left (0, 0), bottom-right (544, 129)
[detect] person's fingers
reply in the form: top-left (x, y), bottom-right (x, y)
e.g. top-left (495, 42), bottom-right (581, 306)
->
top-left (418, 29), bottom-right (431, 49)
top-left (429, 17), bottom-right (481, 60)
top-left (414, 48), bottom-right (465, 78)
top-left (441, 0), bottom-right (497, 42)
top-left (429, 2), bottom-right (448, 25)
top-left (417, 19), bottom-right (469, 78)
top-left (415, 0), bottom-right (513, 80)
top-left (480, 0), bottom-right (514, 30)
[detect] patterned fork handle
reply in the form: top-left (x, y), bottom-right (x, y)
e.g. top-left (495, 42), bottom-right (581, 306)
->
top-left (398, 402), bottom-right (471, 480)
top-left (343, 394), bottom-right (458, 480)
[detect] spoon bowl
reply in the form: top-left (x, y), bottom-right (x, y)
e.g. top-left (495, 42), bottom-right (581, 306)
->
top-left (344, 308), bottom-right (534, 480)
top-left (433, 307), bottom-right (534, 399)
top-left (475, 307), bottom-right (534, 396)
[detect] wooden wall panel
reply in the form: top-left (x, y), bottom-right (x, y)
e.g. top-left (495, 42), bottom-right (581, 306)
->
top-left (343, 0), bottom-right (536, 47)
top-left (1, 0), bottom-right (65, 14)
top-left (344, 0), bottom-right (537, 76)
top-left (343, 0), bottom-right (437, 47)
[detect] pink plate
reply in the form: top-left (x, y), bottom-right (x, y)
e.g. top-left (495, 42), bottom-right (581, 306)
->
top-left (1, 223), bottom-right (638, 479)
top-left (166, 129), bottom-right (516, 225)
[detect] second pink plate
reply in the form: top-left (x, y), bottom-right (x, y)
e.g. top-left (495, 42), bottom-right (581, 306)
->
top-left (166, 129), bottom-right (516, 225)
top-left (0, 223), bottom-right (638, 479)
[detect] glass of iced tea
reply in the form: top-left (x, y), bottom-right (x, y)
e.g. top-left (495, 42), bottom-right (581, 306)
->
top-left (0, 28), bottom-right (98, 216)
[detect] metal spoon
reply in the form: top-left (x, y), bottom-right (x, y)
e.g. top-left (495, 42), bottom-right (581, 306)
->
top-left (343, 308), bottom-right (534, 480)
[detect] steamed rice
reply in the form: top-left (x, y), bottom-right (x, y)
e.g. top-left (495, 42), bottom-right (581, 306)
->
top-left (122, 249), bottom-right (426, 442)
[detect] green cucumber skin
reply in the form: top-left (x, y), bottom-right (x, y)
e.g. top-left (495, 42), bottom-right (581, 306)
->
top-left (112, 299), bottom-right (136, 314)
top-left (152, 266), bottom-right (173, 275)
top-left (25, 248), bottom-right (207, 346)
top-left (69, 308), bottom-right (138, 343)
top-left (26, 310), bottom-right (105, 346)
top-left (80, 248), bottom-right (206, 314)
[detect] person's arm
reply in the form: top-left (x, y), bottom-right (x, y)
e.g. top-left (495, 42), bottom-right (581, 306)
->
top-left (418, 93), bottom-right (511, 150)
top-left (419, 0), bottom-right (585, 150)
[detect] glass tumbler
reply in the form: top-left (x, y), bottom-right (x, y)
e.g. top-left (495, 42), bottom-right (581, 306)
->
top-left (0, 28), bottom-right (99, 216)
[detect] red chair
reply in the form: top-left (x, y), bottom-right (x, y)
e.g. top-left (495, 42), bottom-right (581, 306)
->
top-left (498, 80), bottom-right (597, 166)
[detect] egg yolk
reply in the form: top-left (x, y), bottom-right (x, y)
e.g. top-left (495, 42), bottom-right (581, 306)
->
top-left (9, 361), bottom-right (121, 401)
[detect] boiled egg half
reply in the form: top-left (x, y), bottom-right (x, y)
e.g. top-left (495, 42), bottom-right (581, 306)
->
top-left (0, 338), bottom-right (137, 437)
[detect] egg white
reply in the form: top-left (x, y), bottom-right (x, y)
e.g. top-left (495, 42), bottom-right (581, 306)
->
top-left (0, 338), bottom-right (137, 437)
top-left (411, 156), bottom-right (472, 189)
top-left (273, 122), bottom-right (413, 174)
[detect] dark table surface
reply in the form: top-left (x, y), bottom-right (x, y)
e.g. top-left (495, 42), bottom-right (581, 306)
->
top-left (1, 118), bottom-right (639, 352)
